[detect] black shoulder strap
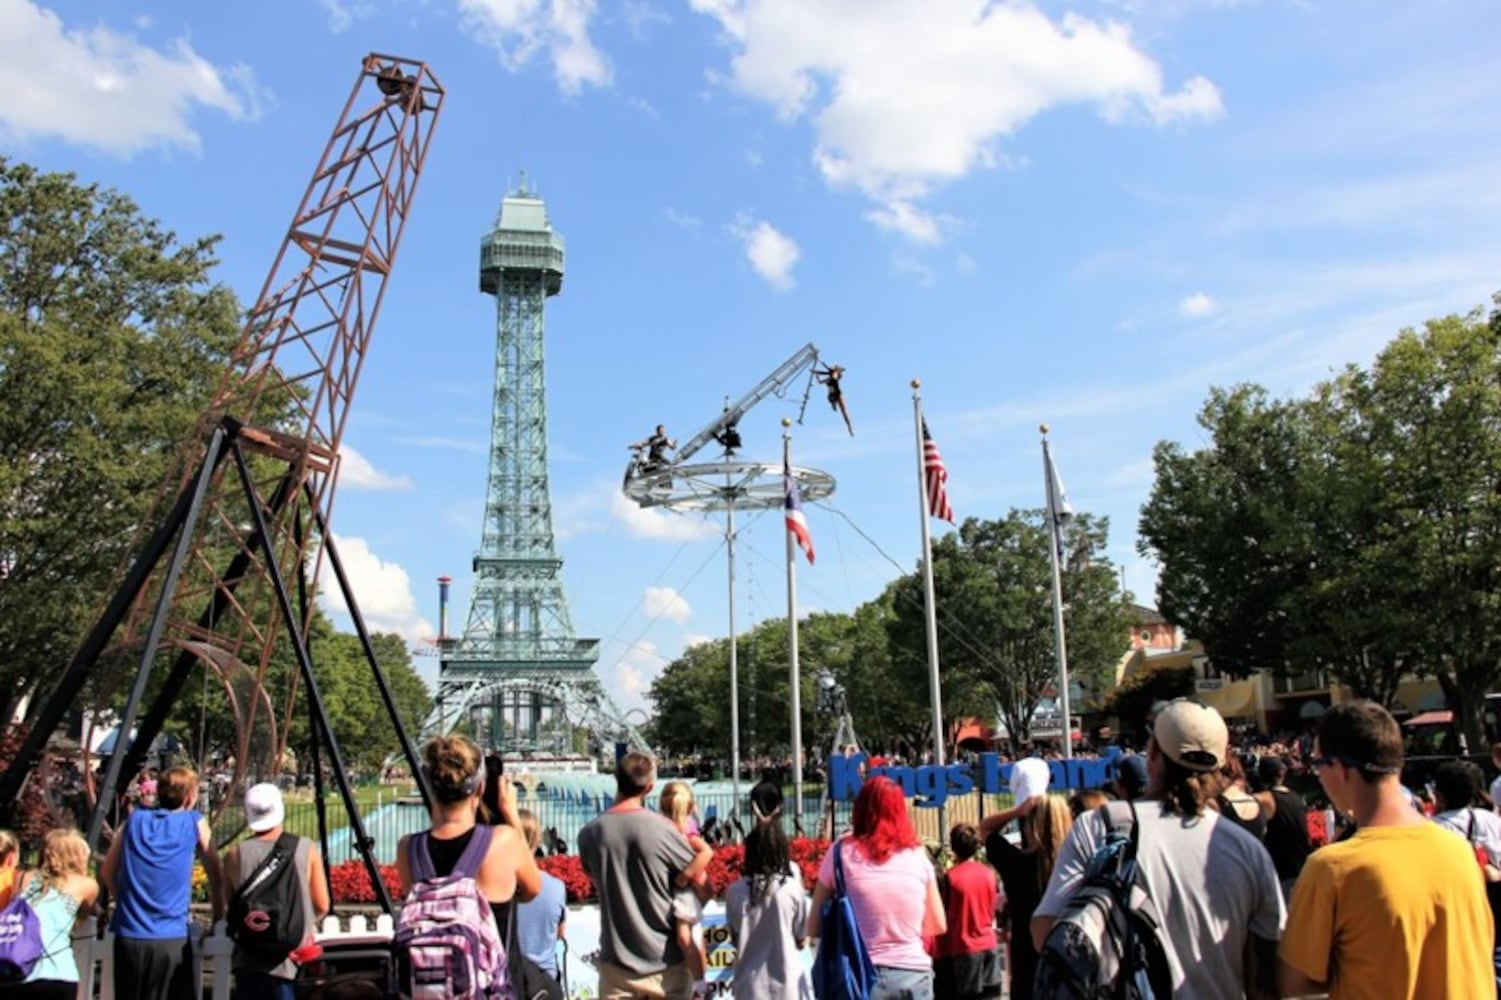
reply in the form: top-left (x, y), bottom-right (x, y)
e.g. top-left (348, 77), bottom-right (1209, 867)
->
top-left (238, 833), bottom-right (296, 896)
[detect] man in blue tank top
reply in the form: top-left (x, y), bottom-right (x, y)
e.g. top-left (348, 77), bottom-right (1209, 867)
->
top-left (102, 764), bottom-right (225, 1000)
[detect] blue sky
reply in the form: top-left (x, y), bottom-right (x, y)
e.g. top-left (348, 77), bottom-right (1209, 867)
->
top-left (4, 0), bottom-right (1497, 716)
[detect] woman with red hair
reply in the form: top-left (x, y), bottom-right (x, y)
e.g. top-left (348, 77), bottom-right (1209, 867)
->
top-left (807, 777), bottom-right (946, 999)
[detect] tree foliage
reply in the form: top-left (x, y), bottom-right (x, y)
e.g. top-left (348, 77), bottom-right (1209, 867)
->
top-left (1140, 301), bottom-right (1501, 747)
top-left (0, 159), bottom-right (241, 710)
top-left (0, 159), bottom-right (435, 771)
top-left (648, 511), bottom-right (1131, 757)
top-left (886, 511), bottom-right (1130, 744)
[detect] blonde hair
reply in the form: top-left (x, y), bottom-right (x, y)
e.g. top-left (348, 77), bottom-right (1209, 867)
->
top-left (658, 781), bottom-right (695, 830)
top-left (518, 809), bottom-right (541, 852)
top-left (1023, 795), bottom-right (1075, 894)
top-left (0, 830), bottom-right (18, 867)
top-left (39, 829), bottom-right (89, 891)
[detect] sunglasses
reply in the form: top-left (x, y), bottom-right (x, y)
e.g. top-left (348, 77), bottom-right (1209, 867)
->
top-left (1310, 754), bottom-right (1400, 775)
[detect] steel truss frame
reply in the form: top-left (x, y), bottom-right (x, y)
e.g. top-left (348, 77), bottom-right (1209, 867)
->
top-left (0, 55), bottom-right (445, 913)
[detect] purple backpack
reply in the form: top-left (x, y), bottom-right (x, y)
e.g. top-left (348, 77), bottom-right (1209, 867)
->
top-left (0, 890), bottom-right (43, 983)
top-left (394, 825), bottom-right (514, 1000)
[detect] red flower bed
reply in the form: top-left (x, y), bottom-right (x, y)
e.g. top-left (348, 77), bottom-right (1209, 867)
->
top-left (328, 860), bottom-right (403, 903)
top-left (539, 838), bottom-right (831, 904)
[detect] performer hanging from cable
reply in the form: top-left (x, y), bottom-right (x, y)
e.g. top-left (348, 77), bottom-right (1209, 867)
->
top-left (814, 364), bottom-right (854, 436)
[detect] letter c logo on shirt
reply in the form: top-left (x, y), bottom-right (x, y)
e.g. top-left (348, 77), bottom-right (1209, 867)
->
top-left (243, 909), bottom-right (271, 933)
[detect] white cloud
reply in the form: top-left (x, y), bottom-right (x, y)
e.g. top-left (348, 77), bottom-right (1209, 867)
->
top-left (609, 639), bottom-right (667, 712)
top-left (315, 0), bottom-right (376, 33)
top-left (610, 490), bottom-right (718, 542)
top-left (691, 0), bottom-right (1221, 240)
top-left (641, 585), bottom-right (692, 624)
top-left (664, 207), bottom-right (702, 232)
top-left (0, 0), bottom-right (267, 156)
top-left (1107, 456), bottom-right (1156, 488)
top-left (682, 632), bottom-right (714, 649)
top-left (458, 0), bottom-right (612, 94)
top-left (316, 534), bottom-right (434, 641)
top-left (728, 214), bottom-right (800, 290)
top-left (622, 1), bottom-right (671, 38)
top-left (340, 445), bottom-right (415, 491)
top-left (1179, 291), bottom-right (1218, 317)
top-left (864, 201), bottom-right (944, 245)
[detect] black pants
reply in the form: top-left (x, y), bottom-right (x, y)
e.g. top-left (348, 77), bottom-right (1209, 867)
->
top-left (2, 982), bottom-right (78, 1000)
top-left (113, 936), bottom-right (194, 1000)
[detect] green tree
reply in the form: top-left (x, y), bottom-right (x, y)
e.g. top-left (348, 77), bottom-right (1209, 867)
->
top-left (646, 600), bottom-right (918, 764)
top-left (0, 159), bottom-right (241, 712)
top-left (1344, 309), bottom-right (1501, 748)
top-left (886, 511), bottom-right (1130, 745)
top-left (1138, 387), bottom-right (1319, 681)
top-left (1140, 302), bottom-right (1501, 747)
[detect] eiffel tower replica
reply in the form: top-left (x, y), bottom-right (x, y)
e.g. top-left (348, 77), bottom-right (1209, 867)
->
top-left (433, 181), bottom-right (645, 757)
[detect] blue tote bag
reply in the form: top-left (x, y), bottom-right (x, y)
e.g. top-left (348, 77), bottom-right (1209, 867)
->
top-left (812, 841), bottom-right (878, 1000)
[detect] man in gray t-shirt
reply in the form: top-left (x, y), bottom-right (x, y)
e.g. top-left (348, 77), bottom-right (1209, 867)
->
top-left (579, 753), bottom-right (712, 999)
top-left (1032, 702), bottom-right (1284, 999)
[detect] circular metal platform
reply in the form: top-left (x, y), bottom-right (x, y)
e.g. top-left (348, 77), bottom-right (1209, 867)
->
top-left (622, 459), bottom-right (836, 511)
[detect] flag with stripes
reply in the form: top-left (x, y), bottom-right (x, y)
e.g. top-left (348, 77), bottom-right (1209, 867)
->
top-left (922, 420), bottom-right (955, 524)
top-left (785, 464), bottom-right (815, 564)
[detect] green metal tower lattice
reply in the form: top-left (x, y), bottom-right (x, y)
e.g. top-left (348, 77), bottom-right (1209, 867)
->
top-left (434, 183), bottom-right (644, 755)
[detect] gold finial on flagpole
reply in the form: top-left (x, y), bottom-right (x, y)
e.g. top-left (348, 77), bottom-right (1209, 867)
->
top-left (911, 379), bottom-right (921, 389)
top-left (1040, 423), bottom-right (1050, 435)
top-left (781, 417), bottom-right (791, 428)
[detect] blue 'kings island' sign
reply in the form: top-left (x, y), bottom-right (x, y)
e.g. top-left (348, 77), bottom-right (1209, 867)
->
top-left (829, 750), bottom-right (1125, 808)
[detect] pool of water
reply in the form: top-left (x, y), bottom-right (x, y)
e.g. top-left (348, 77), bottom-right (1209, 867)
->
top-left (324, 777), bottom-right (846, 864)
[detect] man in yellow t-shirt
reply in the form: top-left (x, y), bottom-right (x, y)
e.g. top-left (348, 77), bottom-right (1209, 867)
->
top-left (1279, 701), bottom-right (1494, 998)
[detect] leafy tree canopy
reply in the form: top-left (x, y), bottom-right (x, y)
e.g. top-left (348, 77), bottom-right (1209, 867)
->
top-left (1140, 299), bottom-right (1501, 747)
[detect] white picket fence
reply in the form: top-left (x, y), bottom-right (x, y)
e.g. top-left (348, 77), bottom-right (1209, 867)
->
top-left (72, 913), bottom-right (396, 1000)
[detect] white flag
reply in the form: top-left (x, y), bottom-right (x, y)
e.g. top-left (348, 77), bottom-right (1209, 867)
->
top-left (1044, 442), bottom-right (1074, 528)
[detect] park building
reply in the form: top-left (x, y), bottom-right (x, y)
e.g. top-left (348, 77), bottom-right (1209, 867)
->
top-left (1108, 604), bottom-right (1453, 738)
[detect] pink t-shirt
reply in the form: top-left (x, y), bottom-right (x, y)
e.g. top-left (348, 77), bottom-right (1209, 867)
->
top-left (818, 836), bottom-right (934, 971)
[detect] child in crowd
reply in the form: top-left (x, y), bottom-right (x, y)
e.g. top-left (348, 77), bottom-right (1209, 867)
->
top-left (0, 829), bottom-right (19, 908)
top-left (515, 808), bottom-right (567, 987)
top-left (725, 819), bottom-right (811, 999)
top-left (659, 781), bottom-right (709, 997)
top-left (933, 824), bottom-right (1001, 999)
top-left (14, 828), bottom-right (100, 999)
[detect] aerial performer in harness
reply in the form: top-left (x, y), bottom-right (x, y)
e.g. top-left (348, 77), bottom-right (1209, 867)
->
top-left (814, 364), bottom-right (854, 436)
top-left (631, 424), bottom-right (677, 469)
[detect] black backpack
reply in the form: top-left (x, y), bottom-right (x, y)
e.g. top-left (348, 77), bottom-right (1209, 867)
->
top-left (228, 833), bottom-right (307, 964)
top-left (1033, 800), bottom-right (1173, 999)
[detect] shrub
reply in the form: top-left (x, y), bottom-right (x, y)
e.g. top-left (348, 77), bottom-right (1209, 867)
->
top-left (328, 859), bottom-right (403, 903)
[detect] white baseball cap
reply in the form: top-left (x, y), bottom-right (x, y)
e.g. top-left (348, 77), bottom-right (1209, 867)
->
top-left (244, 783), bottom-right (285, 833)
top-left (1010, 757), bottom-right (1052, 803)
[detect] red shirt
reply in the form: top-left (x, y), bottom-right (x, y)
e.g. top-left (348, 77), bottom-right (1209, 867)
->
top-left (934, 859), bottom-right (999, 958)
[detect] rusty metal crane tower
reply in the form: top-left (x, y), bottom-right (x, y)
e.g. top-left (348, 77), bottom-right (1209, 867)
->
top-left (0, 54), bottom-right (444, 912)
top-left (429, 183), bottom-right (645, 757)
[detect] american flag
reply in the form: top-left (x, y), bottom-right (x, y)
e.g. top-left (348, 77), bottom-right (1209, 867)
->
top-left (784, 465), bottom-right (815, 563)
top-left (922, 420), bottom-right (955, 523)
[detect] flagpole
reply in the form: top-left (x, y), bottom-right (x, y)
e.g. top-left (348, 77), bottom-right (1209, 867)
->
top-left (726, 488), bottom-right (741, 825)
top-left (1042, 424), bottom-right (1073, 760)
top-left (783, 420), bottom-right (805, 835)
top-left (912, 383), bottom-right (948, 836)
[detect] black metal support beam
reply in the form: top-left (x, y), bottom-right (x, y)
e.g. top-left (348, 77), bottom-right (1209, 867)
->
top-left (233, 442), bottom-right (392, 912)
